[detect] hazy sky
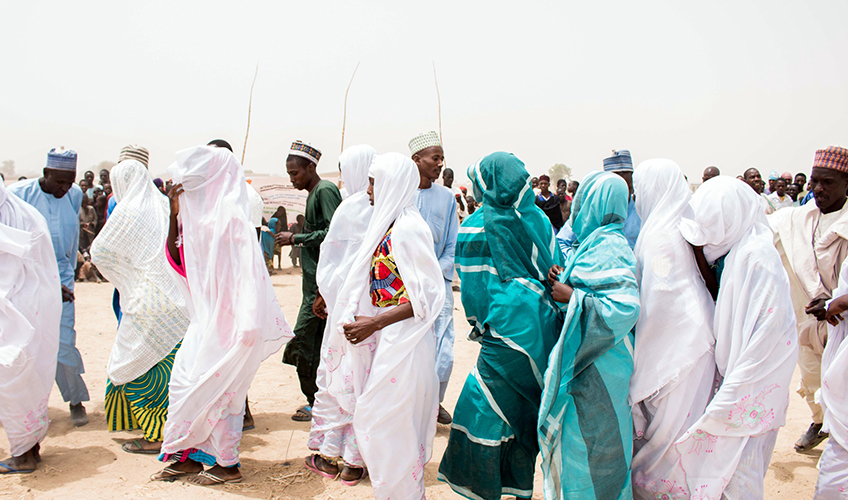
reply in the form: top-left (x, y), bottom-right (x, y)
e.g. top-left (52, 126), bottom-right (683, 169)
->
top-left (2, 1), bottom-right (847, 184)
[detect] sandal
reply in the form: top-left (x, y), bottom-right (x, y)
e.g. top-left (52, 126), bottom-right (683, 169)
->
top-left (291, 405), bottom-right (312, 422)
top-left (150, 466), bottom-right (197, 482)
top-left (187, 469), bottom-right (243, 486)
top-left (340, 467), bottom-right (368, 486)
top-left (0, 461), bottom-right (35, 475)
top-left (122, 439), bottom-right (161, 455)
top-left (303, 455), bottom-right (339, 480)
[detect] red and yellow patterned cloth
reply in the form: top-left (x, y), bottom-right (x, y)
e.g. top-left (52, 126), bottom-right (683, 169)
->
top-left (814, 146), bottom-right (848, 174)
top-left (370, 227), bottom-right (410, 308)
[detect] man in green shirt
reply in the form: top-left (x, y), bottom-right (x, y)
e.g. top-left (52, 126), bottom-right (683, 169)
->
top-left (276, 141), bottom-right (342, 421)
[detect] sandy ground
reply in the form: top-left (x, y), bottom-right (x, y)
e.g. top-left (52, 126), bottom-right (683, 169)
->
top-left (0, 262), bottom-right (824, 499)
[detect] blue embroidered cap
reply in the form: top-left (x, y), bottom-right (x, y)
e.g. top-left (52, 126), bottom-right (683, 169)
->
top-left (46, 147), bottom-right (78, 171)
top-left (603, 149), bottom-right (633, 172)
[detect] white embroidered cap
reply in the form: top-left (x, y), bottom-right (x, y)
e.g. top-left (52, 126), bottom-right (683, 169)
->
top-left (408, 131), bottom-right (442, 156)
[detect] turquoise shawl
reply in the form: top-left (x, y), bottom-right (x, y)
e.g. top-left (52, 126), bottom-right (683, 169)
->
top-left (439, 153), bottom-right (563, 500)
top-left (539, 171), bottom-right (640, 500)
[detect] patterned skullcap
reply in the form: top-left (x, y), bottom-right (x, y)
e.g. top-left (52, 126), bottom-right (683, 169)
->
top-left (603, 149), bottom-right (633, 172)
top-left (46, 147), bottom-right (78, 171)
top-left (118, 144), bottom-right (150, 168)
top-left (408, 131), bottom-right (442, 156)
top-left (814, 146), bottom-right (848, 174)
top-left (288, 140), bottom-right (321, 165)
top-left (768, 170), bottom-right (778, 180)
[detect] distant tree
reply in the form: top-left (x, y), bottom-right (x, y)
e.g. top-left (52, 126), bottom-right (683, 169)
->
top-left (548, 163), bottom-right (571, 182)
top-left (1, 160), bottom-right (15, 178)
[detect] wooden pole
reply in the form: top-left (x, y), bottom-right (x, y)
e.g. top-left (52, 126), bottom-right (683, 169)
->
top-left (433, 61), bottom-right (442, 146)
top-left (241, 63), bottom-right (259, 165)
top-left (341, 61), bottom-right (361, 153)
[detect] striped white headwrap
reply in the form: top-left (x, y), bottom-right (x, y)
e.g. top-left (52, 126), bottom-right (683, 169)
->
top-left (118, 145), bottom-right (150, 168)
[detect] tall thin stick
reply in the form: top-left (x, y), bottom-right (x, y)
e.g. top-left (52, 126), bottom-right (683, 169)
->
top-left (433, 61), bottom-right (443, 145)
top-left (341, 61), bottom-right (361, 153)
top-left (241, 63), bottom-right (259, 165)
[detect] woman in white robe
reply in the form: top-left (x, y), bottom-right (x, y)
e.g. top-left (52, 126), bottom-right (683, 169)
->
top-left (327, 152), bottom-right (444, 499)
top-left (306, 144), bottom-right (377, 483)
top-left (0, 182), bottom-right (61, 474)
top-left (91, 159), bottom-right (189, 453)
top-left (630, 159), bottom-right (717, 499)
top-left (816, 258), bottom-right (848, 498)
top-left (677, 176), bottom-right (798, 499)
top-left (152, 145), bottom-right (293, 486)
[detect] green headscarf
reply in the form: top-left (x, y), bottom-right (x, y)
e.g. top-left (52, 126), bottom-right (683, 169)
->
top-left (468, 152), bottom-right (561, 282)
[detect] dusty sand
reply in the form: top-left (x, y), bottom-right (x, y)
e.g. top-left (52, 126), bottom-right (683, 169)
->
top-left (1, 263), bottom-right (823, 499)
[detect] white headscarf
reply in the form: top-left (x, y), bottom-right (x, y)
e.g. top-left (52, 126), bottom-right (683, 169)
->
top-left (630, 159), bottom-right (715, 404)
top-left (327, 152), bottom-right (445, 387)
top-left (673, 176), bottom-right (798, 498)
top-left (316, 144), bottom-right (377, 309)
top-left (0, 182), bottom-right (61, 456)
top-left (160, 146), bottom-right (293, 465)
top-left (90, 160), bottom-right (189, 385)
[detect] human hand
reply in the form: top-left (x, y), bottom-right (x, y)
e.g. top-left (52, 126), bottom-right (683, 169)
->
top-left (61, 285), bottom-right (75, 303)
top-left (826, 295), bottom-right (848, 326)
top-left (168, 183), bottom-right (184, 218)
top-left (343, 315), bottom-right (379, 345)
top-left (551, 281), bottom-right (573, 303)
top-left (806, 298), bottom-right (828, 322)
top-left (276, 231), bottom-right (294, 246)
top-left (313, 294), bottom-right (327, 320)
top-left (547, 265), bottom-right (564, 286)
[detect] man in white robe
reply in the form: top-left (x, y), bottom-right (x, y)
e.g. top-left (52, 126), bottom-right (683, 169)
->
top-left (0, 182), bottom-right (62, 473)
top-left (769, 146), bottom-right (848, 452)
top-left (8, 147), bottom-right (90, 426)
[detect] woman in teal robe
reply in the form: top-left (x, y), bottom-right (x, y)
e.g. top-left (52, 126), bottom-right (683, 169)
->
top-left (439, 152), bottom-right (564, 499)
top-left (540, 171), bottom-right (640, 500)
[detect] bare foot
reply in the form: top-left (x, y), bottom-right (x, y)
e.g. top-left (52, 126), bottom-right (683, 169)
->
top-left (340, 465), bottom-right (364, 482)
top-left (0, 445), bottom-right (39, 474)
top-left (186, 464), bottom-right (242, 485)
top-left (150, 458), bottom-right (203, 481)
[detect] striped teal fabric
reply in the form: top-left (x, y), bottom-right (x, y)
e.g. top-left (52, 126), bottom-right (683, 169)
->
top-left (105, 341), bottom-right (180, 442)
top-left (439, 152), bottom-right (564, 500)
top-left (539, 171), bottom-right (640, 500)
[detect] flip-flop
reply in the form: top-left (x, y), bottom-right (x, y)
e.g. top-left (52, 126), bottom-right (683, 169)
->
top-left (122, 439), bottom-right (161, 455)
top-left (291, 405), bottom-right (312, 422)
top-left (150, 466), bottom-right (197, 482)
top-left (187, 469), bottom-right (243, 486)
top-left (0, 461), bottom-right (35, 475)
top-left (303, 455), bottom-right (340, 480)
top-left (340, 467), bottom-right (368, 487)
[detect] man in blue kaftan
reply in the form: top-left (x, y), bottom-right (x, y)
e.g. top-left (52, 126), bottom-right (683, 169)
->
top-left (410, 131), bottom-right (459, 425)
top-left (9, 148), bottom-right (90, 426)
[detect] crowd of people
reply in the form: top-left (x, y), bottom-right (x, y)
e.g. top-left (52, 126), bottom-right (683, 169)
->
top-left (2, 134), bottom-right (848, 500)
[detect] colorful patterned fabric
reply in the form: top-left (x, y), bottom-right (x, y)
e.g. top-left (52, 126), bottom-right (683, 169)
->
top-left (439, 152), bottom-right (564, 500)
top-left (408, 131), bottom-right (441, 156)
top-left (814, 145), bottom-right (848, 174)
top-left (539, 171), bottom-right (640, 500)
top-left (370, 227), bottom-right (410, 307)
top-left (289, 140), bottom-right (322, 164)
top-left (105, 342), bottom-right (180, 442)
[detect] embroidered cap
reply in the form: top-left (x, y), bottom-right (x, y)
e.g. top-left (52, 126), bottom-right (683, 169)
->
top-left (46, 147), bottom-right (78, 171)
top-left (408, 131), bottom-right (442, 156)
top-left (813, 146), bottom-right (848, 174)
top-left (118, 144), bottom-right (150, 168)
top-left (288, 140), bottom-right (321, 165)
top-left (603, 150), bottom-right (633, 172)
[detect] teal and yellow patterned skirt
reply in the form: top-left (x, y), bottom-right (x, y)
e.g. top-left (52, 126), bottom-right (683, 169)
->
top-left (105, 342), bottom-right (180, 442)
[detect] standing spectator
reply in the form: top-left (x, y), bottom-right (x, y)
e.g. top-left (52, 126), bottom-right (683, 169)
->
top-left (768, 178), bottom-right (794, 210)
top-left (535, 174), bottom-right (564, 231)
top-left (78, 193), bottom-right (97, 253)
